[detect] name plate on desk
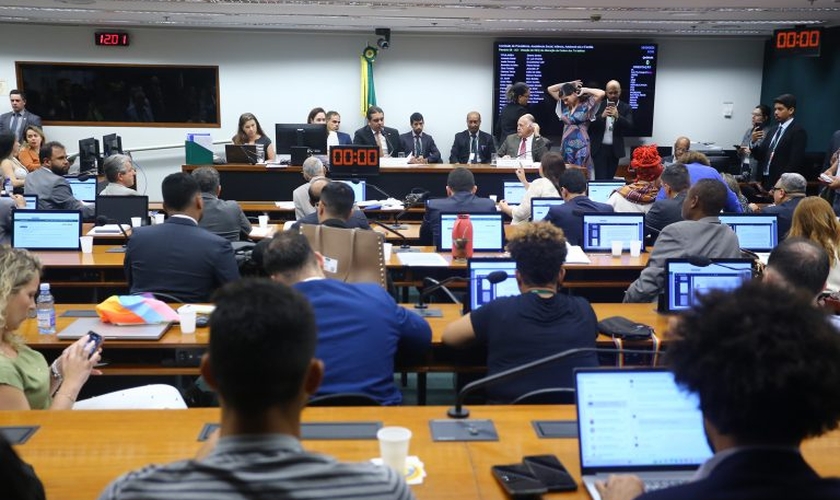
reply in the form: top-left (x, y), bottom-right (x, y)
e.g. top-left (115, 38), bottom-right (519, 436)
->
top-left (495, 159), bottom-right (538, 168)
top-left (379, 157), bottom-right (411, 168)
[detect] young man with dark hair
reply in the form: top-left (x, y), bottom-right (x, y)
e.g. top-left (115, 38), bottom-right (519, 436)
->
top-left (192, 166), bottom-right (252, 242)
top-left (544, 168), bottom-right (613, 245)
top-left (23, 141), bottom-right (95, 218)
top-left (399, 112), bottom-right (441, 164)
top-left (752, 93), bottom-right (808, 190)
top-left (419, 167), bottom-right (496, 245)
top-left (0, 89), bottom-right (41, 141)
top-left (99, 279), bottom-right (414, 500)
top-left (352, 105), bottom-right (403, 157)
top-left (645, 163), bottom-right (690, 239)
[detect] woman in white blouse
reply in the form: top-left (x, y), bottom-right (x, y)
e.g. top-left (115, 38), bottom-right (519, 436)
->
top-left (498, 151), bottom-right (565, 224)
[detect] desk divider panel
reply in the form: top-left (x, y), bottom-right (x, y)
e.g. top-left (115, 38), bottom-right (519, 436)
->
top-left (198, 422), bottom-right (382, 441)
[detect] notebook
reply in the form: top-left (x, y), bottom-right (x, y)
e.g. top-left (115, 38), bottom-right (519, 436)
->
top-left (576, 368), bottom-right (713, 500)
top-left (581, 213), bottom-right (645, 252)
top-left (57, 318), bottom-right (172, 340)
top-left (96, 195), bottom-right (150, 226)
top-left (438, 212), bottom-right (505, 252)
top-left (530, 197), bottom-right (564, 222)
top-left (718, 213), bottom-right (779, 252)
top-left (224, 144), bottom-right (259, 164)
top-left (588, 180), bottom-right (625, 204)
top-left (662, 258), bottom-right (753, 313)
top-left (12, 210), bottom-right (82, 250)
top-left (464, 258), bottom-right (519, 312)
top-left (503, 181), bottom-right (525, 205)
top-left (66, 176), bottom-right (98, 203)
top-left (337, 179), bottom-right (366, 202)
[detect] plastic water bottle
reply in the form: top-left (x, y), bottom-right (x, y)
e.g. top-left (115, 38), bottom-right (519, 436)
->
top-left (36, 283), bottom-right (56, 335)
top-left (255, 144), bottom-right (265, 163)
top-left (3, 177), bottom-right (11, 195)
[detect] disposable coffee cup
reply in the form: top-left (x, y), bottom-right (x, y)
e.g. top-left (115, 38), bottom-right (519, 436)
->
top-left (489, 195), bottom-right (498, 203)
top-left (629, 240), bottom-right (642, 257)
top-left (154, 213), bottom-right (165, 225)
top-left (383, 242), bottom-right (393, 262)
top-left (377, 426), bottom-right (411, 474)
top-left (178, 305), bottom-right (197, 334)
top-left (258, 214), bottom-right (269, 229)
top-left (611, 240), bottom-right (623, 257)
top-left (79, 236), bottom-right (93, 254)
top-left (131, 217), bottom-right (142, 228)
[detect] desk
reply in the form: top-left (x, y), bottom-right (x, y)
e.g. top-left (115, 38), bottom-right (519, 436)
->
top-left (3, 406), bottom-right (840, 500)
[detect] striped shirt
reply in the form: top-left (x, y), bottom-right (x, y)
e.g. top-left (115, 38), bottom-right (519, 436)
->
top-left (98, 434), bottom-right (414, 500)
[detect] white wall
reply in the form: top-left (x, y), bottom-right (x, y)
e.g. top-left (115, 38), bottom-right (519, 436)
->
top-left (0, 26), bottom-right (764, 200)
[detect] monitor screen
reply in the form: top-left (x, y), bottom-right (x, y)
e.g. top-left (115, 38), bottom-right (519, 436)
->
top-left (719, 214), bottom-right (779, 252)
top-left (664, 259), bottom-right (753, 313)
top-left (78, 137), bottom-right (100, 174)
top-left (582, 213), bottom-right (645, 252)
top-left (337, 180), bottom-right (366, 203)
top-left (503, 181), bottom-right (525, 205)
top-left (439, 213), bottom-right (505, 252)
top-left (466, 258), bottom-right (520, 312)
top-left (530, 197), bottom-right (565, 222)
top-left (588, 181), bottom-right (626, 204)
top-left (66, 177), bottom-right (98, 203)
top-left (12, 210), bottom-right (82, 250)
top-left (102, 133), bottom-right (123, 157)
top-left (96, 195), bottom-right (149, 226)
top-left (275, 123), bottom-right (328, 155)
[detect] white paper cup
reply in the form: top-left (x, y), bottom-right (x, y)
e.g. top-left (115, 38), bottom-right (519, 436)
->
top-left (131, 216), bottom-right (142, 228)
top-left (258, 214), bottom-right (269, 229)
top-left (377, 426), bottom-right (411, 474)
top-left (489, 194), bottom-right (498, 203)
top-left (611, 240), bottom-right (623, 257)
top-left (629, 239), bottom-right (642, 257)
top-left (79, 236), bottom-right (93, 254)
top-left (383, 242), bottom-right (393, 262)
top-left (178, 305), bottom-right (197, 334)
top-left (154, 213), bottom-right (165, 225)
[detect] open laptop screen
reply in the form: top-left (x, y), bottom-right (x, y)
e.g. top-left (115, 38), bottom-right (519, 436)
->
top-left (588, 181), bottom-right (625, 204)
top-left (530, 197), bottom-right (564, 222)
top-left (664, 258), bottom-right (753, 313)
top-left (12, 209), bottom-right (82, 250)
top-left (438, 213), bottom-right (504, 252)
top-left (582, 213), bottom-right (645, 252)
top-left (96, 195), bottom-right (150, 226)
top-left (66, 177), bottom-right (97, 203)
top-left (465, 258), bottom-right (519, 312)
top-left (719, 214), bottom-right (779, 252)
top-left (503, 181), bottom-right (525, 205)
top-left (576, 368), bottom-right (713, 473)
top-left (337, 180), bottom-right (366, 202)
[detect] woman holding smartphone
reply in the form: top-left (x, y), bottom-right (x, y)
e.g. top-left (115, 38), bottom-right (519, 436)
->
top-left (548, 80), bottom-right (605, 177)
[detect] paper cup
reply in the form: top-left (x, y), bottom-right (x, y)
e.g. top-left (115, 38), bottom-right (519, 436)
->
top-left (611, 240), bottom-right (623, 257)
top-left (383, 242), bottom-right (393, 262)
top-left (258, 215), bottom-right (269, 229)
top-left (629, 240), bottom-right (642, 257)
top-left (154, 213), bottom-right (165, 225)
top-left (131, 217), bottom-right (142, 228)
top-left (377, 426), bottom-right (411, 474)
top-left (79, 236), bottom-right (93, 254)
top-left (178, 305), bottom-right (197, 334)
top-left (489, 194), bottom-right (498, 203)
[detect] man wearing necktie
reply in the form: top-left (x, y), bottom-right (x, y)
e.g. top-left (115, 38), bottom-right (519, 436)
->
top-left (752, 93), bottom-right (808, 190)
top-left (496, 114), bottom-right (548, 162)
top-left (0, 90), bottom-right (42, 142)
top-left (398, 112), bottom-right (442, 164)
top-left (352, 105), bottom-right (404, 157)
top-left (449, 111), bottom-right (496, 164)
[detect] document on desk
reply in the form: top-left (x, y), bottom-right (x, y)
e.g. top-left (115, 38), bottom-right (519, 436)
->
top-left (565, 244), bottom-right (591, 264)
top-left (397, 253), bottom-right (449, 267)
top-left (87, 224), bottom-right (130, 235)
top-left (274, 201), bottom-right (296, 210)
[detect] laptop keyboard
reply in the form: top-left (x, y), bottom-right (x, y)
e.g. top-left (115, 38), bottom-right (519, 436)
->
top-left (643, 479), bottom-right (688, 491)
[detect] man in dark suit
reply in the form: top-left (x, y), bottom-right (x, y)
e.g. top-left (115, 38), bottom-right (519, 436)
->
top-left (124, 172), bottom-right (240, 303)
top-left (822, 129), bottom-right (840, 171)
top-left (450, 111), bottom-right (496, 164)
top-left (752, 93), bottom-right (808, 190)
top-left (326, 110), bottom-right (352, 145)
top-left (645, 163), bottom-right (689, 242)
top-left (595, 282), bottom-right (840, 500)
top-left (0, 90), bottom-right (42, 142)
top-left (292, 179), bottom-right (371, 230)
top-left (748, 172), bottom-right (806, 240)
top-left (419, 167), bottom-right (496, 245)
top-left (590, 80), bottom-right (634, 180)
top-left (192, 166), bottom-right (252, 242)
top-left (23, 141), bottom-right (94, 219)
top-left (496, 114), bottom-right (548, 162)
top-left (398, 112), bottom-right (441, 164)
top-left (544, 169), bottom-right (613, 246)
top-left (352, 105), bottom-right (403, 157)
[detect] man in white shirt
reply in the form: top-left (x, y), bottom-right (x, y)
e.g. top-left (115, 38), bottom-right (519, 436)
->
top-left (496, 114), bottom-right (547, 162)
top-left (99, 154), bottom-right (138, 196)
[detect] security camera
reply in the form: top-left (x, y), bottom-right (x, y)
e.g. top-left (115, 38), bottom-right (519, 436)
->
top-left (377, 38), bottom-right (390, 49)
top-left (375, 28), bottom-right (391, 49)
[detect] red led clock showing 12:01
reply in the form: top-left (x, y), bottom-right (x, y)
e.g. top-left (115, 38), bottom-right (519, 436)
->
top-left (95, 32), bottom-right (130, 47)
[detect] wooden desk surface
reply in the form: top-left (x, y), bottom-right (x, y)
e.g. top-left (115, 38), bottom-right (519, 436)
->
top-left (4, 406), bottom-right (840, 500)
top-left (387, 247), bottom-right (649, 270)
top-left (32, 245), bottom-right (126, 268)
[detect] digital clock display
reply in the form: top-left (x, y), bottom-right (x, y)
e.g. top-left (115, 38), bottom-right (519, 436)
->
top-left (329, 145), bottom-right (380, 179)
top-left (95, 32), bottom-right (130, 47)
top-left (773, 27), bottom-right (821, 57)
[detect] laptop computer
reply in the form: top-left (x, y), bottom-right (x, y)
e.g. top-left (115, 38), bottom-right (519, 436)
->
top-left (224, 144), bottom-right (259, 164)
top-left (530, 197), bottom-right (564, 222)
top-left (66, 176), bottom-right (97, 203)
top-left (337, 179), bottom-right (366, 202)
top-left (718, 213), bottom-right (779, 252)
top-left (588, 180), bottom-right (625, 204)
top-left (57, 318), bottom-right (172, 340)
top-left (438, 212), bottom-right (505, 252)
top-left (576, 367), bottom-right (714, 500)
top-left (96, 195), bottom-right (150, 226)
top-left (12, 209), bottom-right (82, 250)
top-left (581, 213), bottom-right (645, 253)
top-left (662, 258), bottom-right (753, 313)
top-left (464, 258), bottom-right (519, 312)
top-left (503, 181), bottom-right (526, 205)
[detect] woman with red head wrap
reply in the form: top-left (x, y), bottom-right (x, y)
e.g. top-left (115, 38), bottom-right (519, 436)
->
top-left (607, 144), bottom-right (663, 213)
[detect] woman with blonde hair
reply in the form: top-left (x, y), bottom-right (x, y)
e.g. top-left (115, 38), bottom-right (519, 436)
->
top-left (0, 248), bottom-right (100, 410)
top-left (17, 125), bottom-right (44, 172)
top-left (232, 112), bottom-right (275, 162)
top-left (788, 196), bottom-right (840, 292)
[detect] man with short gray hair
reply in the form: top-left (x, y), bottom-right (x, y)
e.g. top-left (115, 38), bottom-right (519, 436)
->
top-left (192, 166), bottom-right (251, 242)
top-left (749, 172), bottom-right (806, 239)
top-left (100, 154), bottom-right (138, 196)
top-left (293, 156), bottom-right (326, 220)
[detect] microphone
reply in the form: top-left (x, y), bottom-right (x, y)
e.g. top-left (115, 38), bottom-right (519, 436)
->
top-left (96, 215), bottom-right (130, 252)
top-left (686, 255), bottom-right (752, 273)
top-left (369, 220), bottom-right (416, 253)
top-left (415, 271), bottom-right (508, 317)
top-left (363, 181), bottom-right (396, 203)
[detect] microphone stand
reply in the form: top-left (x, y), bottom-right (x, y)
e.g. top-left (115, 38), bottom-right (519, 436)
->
top-left (416, 276), bottom-right (465, 314)
top-left (369, 220), bottom-right (417, 253)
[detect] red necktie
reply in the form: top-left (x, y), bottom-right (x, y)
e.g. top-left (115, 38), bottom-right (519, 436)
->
top-left (518, 138), bottom-right (526, 157)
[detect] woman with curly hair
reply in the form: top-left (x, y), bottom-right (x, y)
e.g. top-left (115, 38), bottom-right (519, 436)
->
top-left (232, 112), bottom-right (275, 162)
top-left (788, 196), bottom-right (840, 292)
top-left (0, 248), bottom-right (100, 410)
top-left (547, 79), bottom-right (606, 176)
top-left (607, 144), bottom-right (663, 213)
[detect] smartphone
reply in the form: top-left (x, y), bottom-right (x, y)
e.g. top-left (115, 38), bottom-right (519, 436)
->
top-left (607, 101), bottom-right (616, 107)
top-left (491, 464), bottom-right (548, 497)
top-left (523, 454), bottom-right (578, 492)
top-left (86, 331), bottom-right (103, 359)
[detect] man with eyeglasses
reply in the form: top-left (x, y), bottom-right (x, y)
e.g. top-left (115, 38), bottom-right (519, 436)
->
top-left (748, 172), bottom-right (806, 240)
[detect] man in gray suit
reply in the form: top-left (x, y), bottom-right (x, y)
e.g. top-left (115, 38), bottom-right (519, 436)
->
top-left (0, 90), bottom-right (42, 141)
top-left (99, 154), bottom-right (138, 196)
top-left (192, 166), bottom-right (252, 242)
top-left (24, 141), bottom-right (94, 219)
top-left (292, 156), bottom-right (326, 220)
top-left (624, 178), bottom-right (742, 303)
top-left (496, 114), bottom-right (548, 162)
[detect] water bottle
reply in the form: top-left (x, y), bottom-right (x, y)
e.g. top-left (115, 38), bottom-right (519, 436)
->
top-left (255, 144), bottom-right (265, 163)
top-left (451, 214), bottom-right (474, 260)
top-left (36, 283), bottom-right (56, 335)
top-left (3, 176), bottom-right (11, 195)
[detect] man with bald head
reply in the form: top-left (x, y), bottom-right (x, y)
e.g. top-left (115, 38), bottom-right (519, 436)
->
top-left (666, 136), bottom-right (691, 166)
top-left (590, 80), bottom-right (634, 179)
top-left (496, 114), bottom-right (548, 162)
top-left (450, 111), bottom-right (496, 164)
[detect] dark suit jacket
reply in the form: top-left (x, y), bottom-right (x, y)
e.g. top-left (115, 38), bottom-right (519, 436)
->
top-left (496, 134), bottom-right (548, 162)
top-left (419, 191), bottom-right (497, 246)
top-left (761, 195), bottom-right (804, 239)
top-left (589, 100), bottom-right (634, 158)
top-left (0, 110), bottom-right (42, 140)
top-left (646, 191), bottom-right (687, 242)
top-left (124, 217), bottom-right (240, 303)
top-left (450, 130), bottom-right (496, 164)
top-left (544, 196), bottom-right (614, 246)
top-left (399, 132), bottom-right (442, 163)
top-left (639, 449), bottom-right (840, 500)
top-left (336, 131), bottom-right (352, 145)
top-left (495, 103), bottom-right (528, 144)
top-left (752, 119), bottom-right (808, 187)
top-left (353, 126), bottom-right (404, 156)
top-left (823, 129), bottom-right (840, 170)
top-left (292, 209), bottom-right (371, 231)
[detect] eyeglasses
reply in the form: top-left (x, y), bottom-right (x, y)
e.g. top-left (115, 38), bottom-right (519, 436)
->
top-left (770, 186), bottom-right (783, 192)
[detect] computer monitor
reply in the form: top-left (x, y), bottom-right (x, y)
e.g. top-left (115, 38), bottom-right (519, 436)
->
top-left (588, 180), bottom-right (625, 204)
top-left (22, 195), bottom-right (37, 210)
top-left (438, 212), bottom-right (505, 252)
top-left (275, 123), bottom-right (328, 155)
top-left (662, 258), bottom-right (753, 313)
top-left (66, 176), bottom-right (98, 203)
top-left (530, 197), bottom-right (564, 222)
top-left (581, 213), bottom-right (645, 252)
top-left (12, 209), bottom-right (82, 250)
top-left (102, 133), bottom-right (123, 157)
top-left (96, 195), bottom-right (150, 226)
top-left (502, 181), bottom-right (525, 205)
top-left (719, 213), bottom-right (779, 252)
top-left (465, 258), bottom-right (520, 312)
top-left (337, 180), bottom-right (366, 202)
top-left (78, 137), bottom-right (100, 174)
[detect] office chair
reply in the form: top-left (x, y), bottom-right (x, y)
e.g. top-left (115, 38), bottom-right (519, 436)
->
top-left (511, 388), bottom-right (575, 405)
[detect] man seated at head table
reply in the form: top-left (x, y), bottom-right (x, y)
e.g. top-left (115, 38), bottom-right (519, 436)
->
top-left (292, 180), bottom-right (371, 231)
top-left (98, 279), bottom-right (415, 500)
top-left (624, 179), bottom-right (742, 303)
top-left (292, 156), bottom-right (327, 220)
top-left (263, 231), bottom-right (431, 405)
top-left (192, 166), bottom-right (252, 242)
top-left (419, 166), bottom-right (496, 246)
top-left (496, 113), bottom-right (548, 162)
top-left (124, 172), bottom-right (240, 303)
top-left (353, 105), bottom-right (404, 158)
top-left (99, 154), bottom-right (138, 196)
top-left (596, 281), bottom-right (840, 500)
top-left (449, 111), bottom-right (496, 164)
top-left (398, 112), bottom-right (442, 164)
top-left (442, 222), bottom-right (598, 403)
